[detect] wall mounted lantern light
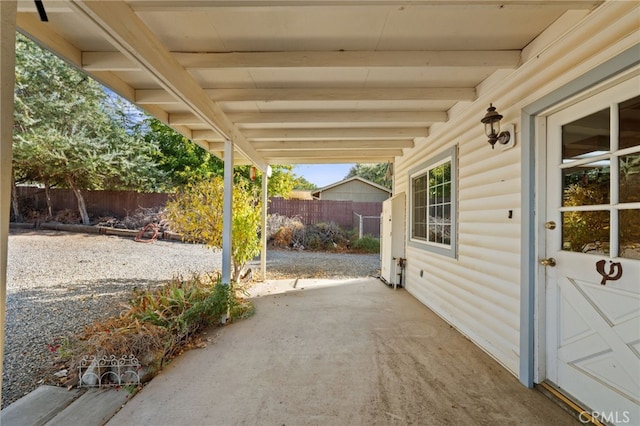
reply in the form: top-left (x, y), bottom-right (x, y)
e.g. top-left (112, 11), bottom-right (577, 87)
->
top-left (481, 104), bottom-right (511, 149)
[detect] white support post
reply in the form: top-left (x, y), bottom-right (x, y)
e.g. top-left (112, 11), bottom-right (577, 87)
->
top-left (221, 139), bottom-right (233, 285)
top-left (260, 167), bottom-right (268, 281)
top-left (0, 0), bottom-right (17, 407)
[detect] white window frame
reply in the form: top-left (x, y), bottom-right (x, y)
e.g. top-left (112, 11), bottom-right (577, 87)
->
top-left (408, 146), bottom-right (458, 258)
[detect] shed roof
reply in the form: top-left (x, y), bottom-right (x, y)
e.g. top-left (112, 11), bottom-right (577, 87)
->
top-left (312, 176), bottom-right (392, 198)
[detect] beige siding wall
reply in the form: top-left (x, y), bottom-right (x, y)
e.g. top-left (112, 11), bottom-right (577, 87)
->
top-left (397, 136), bottom-right (522, 372)
top-left (394, 1), bottom-right (639, 376)
top-left (321, 180), bottom-right (390, 202)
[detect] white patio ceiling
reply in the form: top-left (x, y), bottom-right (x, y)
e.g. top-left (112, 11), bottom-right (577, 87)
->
top-left (15, 0), bottom-right (602, 170)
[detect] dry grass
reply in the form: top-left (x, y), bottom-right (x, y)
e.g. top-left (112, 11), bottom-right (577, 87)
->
top-left (267, 214), bottom-right (365, 251)
top-left (48, 273), bottom-right (254, 388)
top-left (96, 206), bottom-right (168, 230)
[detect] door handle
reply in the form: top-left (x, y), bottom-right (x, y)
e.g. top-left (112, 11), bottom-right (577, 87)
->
top-left (540, 257), bottom-right (556, 267)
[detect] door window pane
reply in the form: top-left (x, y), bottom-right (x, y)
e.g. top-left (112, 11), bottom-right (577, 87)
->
top-left (620, 210), bottom-right (640, 260)
top-left (620, 153), bottom-right (640, 203)
top-left (562, 211), bottom-right (610, 254)
top-left (561, 108), bottom-right (611, 207)
top-left (562, 108), bottom-right (609, 160)
top-left (619, 95), bottom-right (640, 150)
top-left (563, 161), bottom-right (610, 206)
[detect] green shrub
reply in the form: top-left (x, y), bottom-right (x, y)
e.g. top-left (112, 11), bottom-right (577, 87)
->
top-left (166, 177), bottom-right (262, 282)
top-left (129, 273), bottom-right (253, 354)
top-left (352, 235), bottom-right (380, 253)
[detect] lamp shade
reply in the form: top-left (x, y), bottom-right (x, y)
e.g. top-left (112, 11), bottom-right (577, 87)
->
top-left (481, 104), bottom-right (503, 138)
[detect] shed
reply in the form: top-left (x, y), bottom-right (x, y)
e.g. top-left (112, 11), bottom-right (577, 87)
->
top-left (312, 177), bottom-right (391, 202)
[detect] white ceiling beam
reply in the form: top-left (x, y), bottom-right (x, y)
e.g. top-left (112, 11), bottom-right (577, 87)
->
top-left (169, 113), bottom-right (204, 126)
top-left (215, 87), bottom-right (476, 102)
top-left (82, 51), bottom-right (140, 71)
top-left (206, 142), bottom-right (226, 151)
top-left (174, 111), bottom-right (444, 126)
top-left (136, 87), bottom-right (476, 104)
top-left (253, 140), bottom-right (415, 150)
top-left (128, 1), bottom-right (601, 10)
top-left (262, 149), bottom-right (403, 159)
top-left (69, 1), bottom-right (268, 171)
top-left (239, 127), bottom-right (428, 140)
top-left (228, 111), bottom-right (447, 124)
top-left (88, 50), bottom-right (520, 70)
top-left (135, 89), bottom-right (178, 104)
top-left (175, 50), bottom-right (521, 69)
top-left (191, 130), bottom-right (226, 141)
top-left (263, 155), bottom-right (395, 165)
top-left (17, 1), bottom-right (71, 13)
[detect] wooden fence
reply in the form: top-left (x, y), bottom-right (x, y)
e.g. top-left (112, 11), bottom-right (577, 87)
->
top-left (15, 187), bottom-right (382, 236)
top-left (15, 186), bottom-right (170, 219)
top-left (268, 198), bottom-right (382, 237)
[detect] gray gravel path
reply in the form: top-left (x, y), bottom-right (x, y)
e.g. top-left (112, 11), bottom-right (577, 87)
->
top-left (2, 229), bottom-right (379, 408)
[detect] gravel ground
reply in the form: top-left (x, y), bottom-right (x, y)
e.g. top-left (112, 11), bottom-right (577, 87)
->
top-left (2, 229), bottom-right (380, 408)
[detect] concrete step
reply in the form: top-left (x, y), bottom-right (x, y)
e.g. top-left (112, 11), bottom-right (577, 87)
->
top-left (1, 385), bottom-right (130, 426)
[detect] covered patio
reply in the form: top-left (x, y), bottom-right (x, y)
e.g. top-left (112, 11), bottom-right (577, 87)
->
top-left (1, 1), bottom-right (638, 423)
top-left (105, 278), bottom-right (575, 425)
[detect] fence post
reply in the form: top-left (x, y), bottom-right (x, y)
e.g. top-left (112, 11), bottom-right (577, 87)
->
top-left (353, 212), bottom-right (364, 239)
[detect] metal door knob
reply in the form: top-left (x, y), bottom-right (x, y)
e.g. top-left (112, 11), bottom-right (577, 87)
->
top-left (540, 257), bottom-right (556, 267)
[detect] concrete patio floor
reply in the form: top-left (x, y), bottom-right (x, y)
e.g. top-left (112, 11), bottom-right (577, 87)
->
top-left (106, 278), bottom-right (576, 426)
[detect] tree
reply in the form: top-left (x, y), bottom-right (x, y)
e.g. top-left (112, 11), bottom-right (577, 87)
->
top-left (345, 163), bottom-right (392, 189)
top-left (165, 177), bottom-right (262, 282)
top-left (12, 34), bottom-right (163, 223)
top-left (235, 164), bottom-right (300, 198)
top-left (293, 175), bottom-right (317, 190)
top-left (143, 117), bottom-right (301, 198)
top-left (143, 118), bottom-right (224, 188)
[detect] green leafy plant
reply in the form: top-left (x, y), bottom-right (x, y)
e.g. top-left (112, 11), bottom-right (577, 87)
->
top-left (129, 273), bottom-right (236, 356)
top-left (351, 235), bottom-right (380, 253)
top-left (165, 177), bottom-right (262, 282)
top-left (346, 163), bottom-right (392, 189)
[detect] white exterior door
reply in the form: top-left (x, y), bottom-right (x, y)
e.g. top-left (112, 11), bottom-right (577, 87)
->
top-left (545, 76), bottom-right (640, 425)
